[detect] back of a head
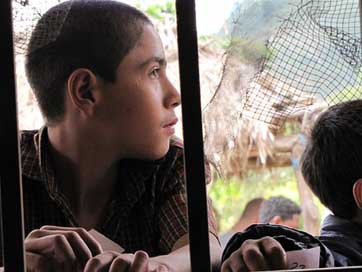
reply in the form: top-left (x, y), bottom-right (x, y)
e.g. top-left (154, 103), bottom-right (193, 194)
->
top-left (25, 0), bottom-right (151, 124)
top-left (241, 198), bottom-right (264, 220)
top-left (301, 100), bottom-right (362, 220)
top-left (259, 196), bottom-right (301, 224)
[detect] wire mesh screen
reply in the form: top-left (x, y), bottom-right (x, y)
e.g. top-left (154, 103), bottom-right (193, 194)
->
top-left (240, 0), bottom-right (362, 129)
top-left (13, 0), bottom-right (72, 55)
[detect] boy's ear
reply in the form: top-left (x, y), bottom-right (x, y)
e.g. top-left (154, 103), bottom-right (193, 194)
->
top-left (352, 178), bottom-right (362, 209)
top-left (67, 68), bottom-right (97, 116)
top-left (269, 216), bottom-right (282, 225)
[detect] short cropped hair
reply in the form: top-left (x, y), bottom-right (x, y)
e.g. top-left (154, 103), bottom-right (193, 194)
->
top-left (25, 0), bottom-right (151, 124)
top-left (259, 196), bottom-right (301, 224)
top-left (301, 100), bottom-right (362, 220)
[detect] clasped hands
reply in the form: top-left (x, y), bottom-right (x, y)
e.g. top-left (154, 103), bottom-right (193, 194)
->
top-left (25, 226), bottom-right (169, 272)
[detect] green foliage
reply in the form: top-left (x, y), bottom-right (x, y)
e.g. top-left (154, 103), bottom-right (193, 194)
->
top-left (327, 85), bottom-right (362, 104)
top-left (209, 167), bottom-right (327, 233)
top-left (221, 37), bottom-right (269, 64)
top-left (280, 121), bottom-right (300, 136)
top-left (143, 1), bottom-right (175, 21)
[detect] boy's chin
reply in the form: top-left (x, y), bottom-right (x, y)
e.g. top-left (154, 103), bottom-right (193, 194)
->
top-left (129, 140), bottom-right (170, 161)
top-left (147, 142), bottom-right (170, 160)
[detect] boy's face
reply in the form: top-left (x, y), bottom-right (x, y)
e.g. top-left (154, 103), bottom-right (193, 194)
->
top-left (95, 24), bottom-right (180, 160)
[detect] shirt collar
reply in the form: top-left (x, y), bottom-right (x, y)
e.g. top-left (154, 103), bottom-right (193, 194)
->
top-left (21, 126), bottom-right (50, 182)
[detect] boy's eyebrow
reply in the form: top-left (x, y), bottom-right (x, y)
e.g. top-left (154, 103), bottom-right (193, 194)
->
top-left (139, 56), bottom-right (167, 68)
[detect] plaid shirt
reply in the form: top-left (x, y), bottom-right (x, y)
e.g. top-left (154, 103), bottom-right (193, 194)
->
top-left (2, 127), bottom-right (217, 260)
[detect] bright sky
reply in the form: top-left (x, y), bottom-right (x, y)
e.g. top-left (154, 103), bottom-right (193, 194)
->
top-left (121, 0), bottom-right (238, 35)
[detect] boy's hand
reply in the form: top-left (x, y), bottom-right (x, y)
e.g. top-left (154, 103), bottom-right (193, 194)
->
top-left (84, 250), bottom-right (170, 272)
top-left (24, 225), bottom-right (103, 272)
top-left (221, 237), bottom-right (287, 272)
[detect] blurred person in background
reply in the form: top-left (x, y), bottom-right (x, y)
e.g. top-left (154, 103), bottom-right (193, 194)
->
top-left (259, 196), bottom-right (302, 229)
top-left (220, 198), bottom-right (264, 249)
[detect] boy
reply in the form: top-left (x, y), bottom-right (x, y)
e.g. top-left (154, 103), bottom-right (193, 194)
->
top-left (5, 0), bottom-right (221, 271)
top-left (221, 100), bottom-right (362, 271)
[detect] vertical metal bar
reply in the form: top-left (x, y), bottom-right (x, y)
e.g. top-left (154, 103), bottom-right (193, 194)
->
top-left (175, 1), bottom-right (211, 271)
top-left (0, 0), bottom-right (26, 271)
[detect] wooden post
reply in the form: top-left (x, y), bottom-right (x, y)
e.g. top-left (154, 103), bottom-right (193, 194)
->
top-left (0, 0), bottom-right (26, 271)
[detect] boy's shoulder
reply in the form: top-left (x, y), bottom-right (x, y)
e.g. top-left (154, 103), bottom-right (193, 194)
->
top-left (319, 214), bottom-right (362, 266)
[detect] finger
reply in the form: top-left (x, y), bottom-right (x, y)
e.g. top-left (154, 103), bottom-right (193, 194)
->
top-left (130, 251), bottom-right (149, 272)
top-left (260, 237), bottom-right (287, 270)
top-left (27, 229), bottom-right (92, 265)
top-left (109, 255), bottom-right (133, 272)
top-left (220, 261), bottom-right (233, 272)
top-left (84, 251), bottom-right (119, 272)
top-left (221, 249), bottom-right (247, 272)
top-left (228, 249), bottom-right (247, 271)
top-left (40, 226), bottom-right (103, 255)
top-left (241, 239), bottom-right (268, 271)
top-left (26, 234), bottom-right (77, 271)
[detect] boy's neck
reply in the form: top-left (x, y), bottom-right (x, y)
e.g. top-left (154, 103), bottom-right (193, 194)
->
top-left (47, 125), bottom-right (120, 228)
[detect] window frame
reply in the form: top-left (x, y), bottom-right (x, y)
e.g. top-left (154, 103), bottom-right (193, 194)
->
top-left (1, 0), bottom-right (362, 271)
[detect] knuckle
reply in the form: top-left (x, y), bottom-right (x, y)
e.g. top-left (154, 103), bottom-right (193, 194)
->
top-left (269, 245), bottom-right (286, 262)
top-left (241, 239), bottom-right (256, 251)
top-left (75, 227), bottom-right (88, 236)
top-left (66, 231), bottom-right (80, 241)
top-left (221, 261), bottom-right (231, 272)
top-left (53, 234), bottom-right (67, 245)
top-left (228, 250), bottom-right (245, 268)
top-left (262, 236), bottom-right (275, 244)
top-left (269, 245), bottom-right (283, 255)
top-left (40, 225), bottom-right (52, 230)
top-left (113, 256), bottom-right (129, 266)
top-left (27, 229), bottom-right (41, 238)
top-left (86, 257), bottom-right (102, 268)
top-left (244, 247), bottom-right (262, 260)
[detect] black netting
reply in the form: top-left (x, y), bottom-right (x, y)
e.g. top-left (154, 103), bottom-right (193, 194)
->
top-left (239, 0), bottom-right (362, 128)
top-left (13, 0), bottom-right (72, 55)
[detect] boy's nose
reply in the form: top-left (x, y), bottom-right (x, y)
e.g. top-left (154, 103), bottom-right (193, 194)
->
top-left (165, 78), bottom-right (181, 108)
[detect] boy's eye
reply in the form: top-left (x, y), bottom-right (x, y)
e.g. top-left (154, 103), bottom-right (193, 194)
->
top-left (150, 67), bottom-right (160, 78)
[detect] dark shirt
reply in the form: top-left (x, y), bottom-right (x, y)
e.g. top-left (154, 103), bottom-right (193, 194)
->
top-left (319, 214), bottom-right (362, 267)
top-left (222, 224), bottom-right (335, 267)
top-left (1, 127), bottom-right (217, 262)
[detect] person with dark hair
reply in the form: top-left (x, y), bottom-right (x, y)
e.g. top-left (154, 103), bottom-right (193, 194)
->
top-left (10, 1), bottom-right (222, 271)
top-left (259, 196), bottom-right (301, 229)
top-left (220, 100), bottom-right (362, 271)
top-left (220, 198), bottom-right (264, 249)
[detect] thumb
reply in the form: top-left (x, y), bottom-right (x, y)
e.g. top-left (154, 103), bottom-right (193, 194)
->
top-left (130, 251), bottom-right (149, 272)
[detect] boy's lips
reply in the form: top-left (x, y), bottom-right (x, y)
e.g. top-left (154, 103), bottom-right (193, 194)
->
top-left (162, 118), bottom-right (178, 135)
top-left (163, 118), bottom-right (178, 128)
